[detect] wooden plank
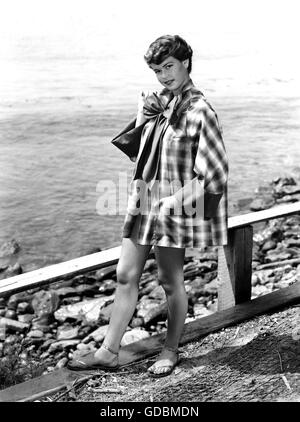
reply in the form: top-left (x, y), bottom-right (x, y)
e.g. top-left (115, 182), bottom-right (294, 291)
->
top-left (228, 201), bottom-right (300, 229)
top-left (1, 282), bottom-right (299, 402)
top-left (0, 247), bottom-right (122, 297)
top-left (217, 225), bottom-right (253, 310)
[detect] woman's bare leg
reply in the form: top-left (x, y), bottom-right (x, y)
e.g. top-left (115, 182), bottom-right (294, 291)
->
top-left (94, 219), bottom-right (152, 364)
top-left (148, 245), bottom-right (187, 374)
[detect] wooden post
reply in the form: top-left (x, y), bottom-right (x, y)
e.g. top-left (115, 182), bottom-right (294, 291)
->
top-left (217, 225), bottom-right (253, 311)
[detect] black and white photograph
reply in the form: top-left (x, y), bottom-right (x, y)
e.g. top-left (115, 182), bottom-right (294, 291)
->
top-left (0, 0), bottom-right (299, 406)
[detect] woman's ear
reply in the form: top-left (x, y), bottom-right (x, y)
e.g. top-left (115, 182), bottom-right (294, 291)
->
top-left (183, 59), bottom-right (189, 69)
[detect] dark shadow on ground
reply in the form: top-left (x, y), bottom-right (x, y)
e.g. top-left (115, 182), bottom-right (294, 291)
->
top-left (180, 333), bottom-right (300, 375)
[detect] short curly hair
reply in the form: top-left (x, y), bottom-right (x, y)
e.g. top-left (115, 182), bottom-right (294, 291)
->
top-left (144, 35), bottom-right (193, 73)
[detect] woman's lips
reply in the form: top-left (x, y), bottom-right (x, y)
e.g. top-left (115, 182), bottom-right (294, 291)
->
top-left (165, 80), bottom-right (174, 86)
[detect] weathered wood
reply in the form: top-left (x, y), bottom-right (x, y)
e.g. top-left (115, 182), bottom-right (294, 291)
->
top-left (1, 282), bottom-right (299, 402)
top-left (217, 225), bottom-right (253, 310)
top-left (228, 201), bottom-right (300, 229)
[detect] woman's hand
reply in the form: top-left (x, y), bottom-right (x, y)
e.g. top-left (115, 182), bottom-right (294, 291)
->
top-left (136, 91), bottom-right (150, 127)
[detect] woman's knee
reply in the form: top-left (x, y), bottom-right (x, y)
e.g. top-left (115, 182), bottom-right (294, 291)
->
top-left (158, 274), bottom-right (184, 296)
top-left (116, 264), bottom-right (140, 286)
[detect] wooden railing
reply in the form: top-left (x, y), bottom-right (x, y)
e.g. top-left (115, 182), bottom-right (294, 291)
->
top-left (1, 201), bottom-right (300, 309)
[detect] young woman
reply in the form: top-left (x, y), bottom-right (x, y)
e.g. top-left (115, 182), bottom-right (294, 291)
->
top-left (68, 35), bottom-right (228, 377)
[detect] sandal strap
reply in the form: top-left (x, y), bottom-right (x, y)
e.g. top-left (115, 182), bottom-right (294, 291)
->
top-left (102, 342), bottom-right (119, 356)
top-left (163, 346), bottom-right (179, 354)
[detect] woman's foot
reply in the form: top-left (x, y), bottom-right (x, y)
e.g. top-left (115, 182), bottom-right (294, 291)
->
top-left (67, 343), bottom-right (119, 371)
top-left (147, 347), bottom-right (180, 378)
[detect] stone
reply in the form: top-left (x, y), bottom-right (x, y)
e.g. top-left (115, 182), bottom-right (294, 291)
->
top-left (0, 317), bottom-right (29, 332)
top-left (139, 280), bottom-right (158, 297)
top-left (27, 329), bottom-right (44, 338)
top-left (54, 287), bottom-right (79, 299)
top-left (203, 278), bottom-right (218, 296)
top-left (95, 266), bottom-right (116, 281)
top-left (254, 269), bottom-right (275, 285)
top-left (56, 325), bottom-right (79, 341)
top-left (1, 263), bottom-right (23, 278)
top-left (265, 251), bottom-right (292, 263)
top-left (249, 198), bottom-right (274, 211)
top-left (55, 357), bottom-right (68, 369)
top-left (120, 328), bottom-right (150, 346)
top-left (130, 317), bottom-right (144, 328)
top-left (4, 309), bottom-right (17, 320)
top-left (0, 298), bottom-right (6, 308)
top-left (54, 295), bottom-right (114, 323)
top-left (75, 284), bottom-right (99, 296)
top-left (17, 314), bottom-right (35, 324)
top-left (98, 303), bottom-right (114, 324)
top-left (142, 301), bottom-right (168, 326)
top-left (98, 279), bottom-right (116, 295)
top-left (284, 238), bottom-right (300, 248)
top-left (0, 239), bottom-right (21, 258)
top-left (148, 285), bottom-right (165, 301)
top-left (143, 259), bottom-right (157, 272)
top-left (31, 290), bottom-right (60, 317)
top-left (48, 339), bottom-right (80, 353)
top-left (82, 324), bottom-right (109, 343)
top-left (193, 303), bottom-right (214, 318)
top-left (31, 315), bottom-right (52, 332)
top-left (199, 260), bottom-right (218, 273)
top-left (136, 297), bottom-right (160, 320)
top-left (0, 309), bottom-right (6, 317)
top-left (17, 302), bottom-right (32, 314)
top-left (261, 240), bottom-right (277, 252)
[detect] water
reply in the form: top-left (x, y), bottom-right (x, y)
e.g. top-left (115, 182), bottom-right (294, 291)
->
top-left (1, 35), bottom-right (300, 271)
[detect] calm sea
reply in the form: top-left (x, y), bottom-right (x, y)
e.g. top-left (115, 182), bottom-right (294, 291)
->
top-left (1, 36), bottom-right (300, 271)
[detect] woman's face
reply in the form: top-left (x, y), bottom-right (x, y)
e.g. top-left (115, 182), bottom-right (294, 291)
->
top-left (149, 56), bottom-right (190, 95)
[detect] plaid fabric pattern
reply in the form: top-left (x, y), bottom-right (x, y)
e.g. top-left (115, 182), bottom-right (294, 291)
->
top-left (122, 80), bottom-right (228, 247)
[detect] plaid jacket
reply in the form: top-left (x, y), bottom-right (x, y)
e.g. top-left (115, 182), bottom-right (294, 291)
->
top-left (121, 79), bottom-right (228, 247)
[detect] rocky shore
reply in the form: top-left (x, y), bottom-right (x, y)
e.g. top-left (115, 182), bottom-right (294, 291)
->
top-left (0, 175), bottom-right (300, 389)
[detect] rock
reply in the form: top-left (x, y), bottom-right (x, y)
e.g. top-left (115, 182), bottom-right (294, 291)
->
top-left (56, 325), bottom-right (79, 341)
top-left (265, 251), bottom-right (292, 263)
top-left (249, 198), bottom-right (274, 211)
top-left (31, 290), bottom-right (60, 318)
top-left (143, 258), bottom-right (157, 272)
top-left (54, 295), bottom-right (114, 323)
top-left (98, 303), bottom-right (114, 324)
top-left (142, 301), bottom-right (168, 326)
top-left (82, 324), bottom-right (109, 343)
top-left (193, 303), bottom-right (214, 318)
top-left (272, 176), bottom-right (296, 187)
top-left (27, 329), bottom-right (44, 338)
top-left (98, 279), bottom-right (116, 295)
top-left (120, 328), bottom-right (150, 346)
top-left (7, 292), bottom-right (33, 310)
top-left (61, 296), bottom-right (82, 306)
top-left (276, 194), bottom-right (300, 204)
top-left (284, 239), bottom-right (300, 248)
top-left (0, 298), bottom-right (6, 308)
top-left (130, 317), bottom-right (144, 328)
top-left (251, 285), bottom-right (270, 298)
top-left (0, 309), bottom-right (6, 317)
top-left (261, 240), bottom-right (277, 252)
top-left (203, 278), bottom-right (218, 296)
top-left (74, 284), bottom-right (99, 296)
top-left (139, 280), bottom-right (158, 297)
top-left (148, 285), bottom-right (165, 301)
top-left (17, 314), bottom-right (34, 324)
top-left (254, 269), bottom-right (275, 285)
top-left (31, 315), bottom-right (52, 332)
top-left (95, 266), bottom-right (116, 281)
top-left (17, 302), bottom-right (32, 314)
top-left (48, 339), bottom-right (80, 353)
top-left (1, 263), bottom-right (23, 278)
top-left (4, 309), bottom-right (17, 320)
top-left (136, 297), bottom-right (160, 320)
top-left (54, 287), bottom-right (79, 299)
top-left (199, 252), bottom-right (218, 262)
top-left (0, 317), bottom-right (29, 332)
top-left (275, 185), bottom-right (300, 198)
top-left (0, 239), bottom-right (21, 258)
top-left (55, 357), bottom-right (68, 369)
top-left (199, 261), bottom-right (218, 273)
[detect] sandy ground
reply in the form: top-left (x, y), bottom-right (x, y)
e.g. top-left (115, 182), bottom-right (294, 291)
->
top-left (49, 304), bottom-right (300, 403)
